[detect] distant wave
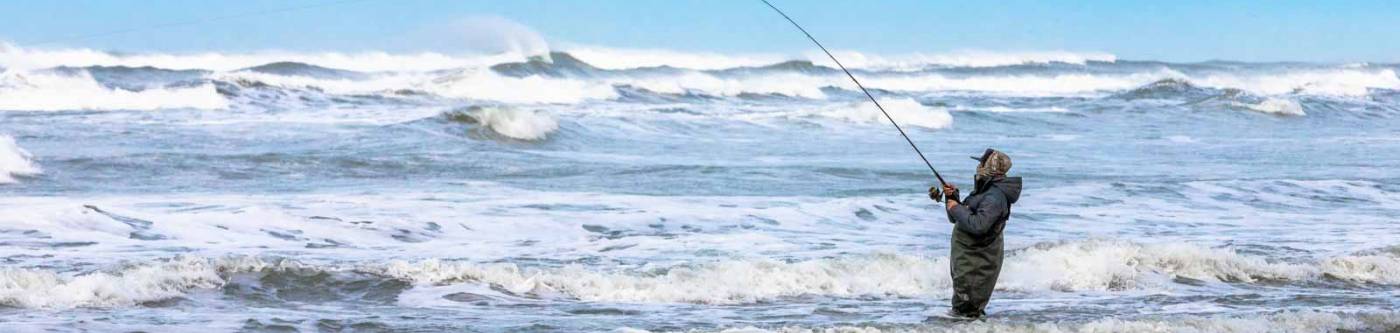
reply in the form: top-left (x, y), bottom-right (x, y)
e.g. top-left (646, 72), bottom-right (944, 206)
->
top-left (238, 61), bottom-right (369, 79)
top-left (566, 47), bottom-right (1117, 71)
top-left (739, 98), bottom-right (954, 129)
top-left (4, 42), bottom-right (1399, 111)
top-left (0, 69), bottom-right (225, 111)
top-left (0, 134), bottom-right (41, 184)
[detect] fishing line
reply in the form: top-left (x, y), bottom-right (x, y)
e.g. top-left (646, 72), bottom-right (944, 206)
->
top-left (759, 0), bottom-right (947, 186)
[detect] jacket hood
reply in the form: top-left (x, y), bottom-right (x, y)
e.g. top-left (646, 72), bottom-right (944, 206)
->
top-left (994, 177), bottom-right (1022, 204)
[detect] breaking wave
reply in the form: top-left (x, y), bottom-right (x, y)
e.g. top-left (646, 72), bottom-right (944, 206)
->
top-left (814, 50), bottom-right (1117, 70)
top-left (1241, 98), bottom-right (1306, 116)
top-left (0, 70), bottom-right (226, 111)
top-left (1193, 68), bottom-right (1400, 96)
top-left (565, 48), bottom-right (1116, 71)
top-left (427, 68), bottom-right (618, 104)
top-left (385, 240), bottom-right (1400, 305)
top-left (0, 257), bottom-right (224, 308)
top-left (443, 105), bottom-right (559, 140)
top-left (4, 42), bottom-right (1399, 111)
top-left (4, 240), bottom-right (1395, 309)
top-left (678, 310), bottom-right (1400, 333)
top-left (0, 134), bottom-right (41, 184)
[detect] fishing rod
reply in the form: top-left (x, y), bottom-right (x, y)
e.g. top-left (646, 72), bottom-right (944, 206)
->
top-left (758, 0), bottom-right (947, 187)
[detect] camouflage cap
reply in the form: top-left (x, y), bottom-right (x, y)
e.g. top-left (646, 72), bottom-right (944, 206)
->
top-left (971, 148), bottom-right (1012, 178)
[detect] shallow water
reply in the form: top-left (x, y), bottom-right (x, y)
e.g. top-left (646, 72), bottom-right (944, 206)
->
top-left (2, 49), bottom-right (1399, 332)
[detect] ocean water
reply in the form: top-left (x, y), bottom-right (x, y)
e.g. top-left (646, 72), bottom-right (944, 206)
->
top-left (2, 45), bottom-right (1400, 332)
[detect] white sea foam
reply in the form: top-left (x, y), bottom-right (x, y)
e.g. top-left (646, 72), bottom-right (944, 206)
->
top-left (861, 70), bottom-right (1177, 96)
top-left (465, 106), bottom-right (560, 140)
top-left (615, 72), bottom-right (836, 99)
top-left (382, 253), bottom-right (948, 305)
top-left (806, 98), bottom-right (953, 129)
top-left (565, 47), bottom-right (789, 70)
top-left (6, 41), bottom-right (1396, 109)
top-left (0, 135), bottom-right (41, 184)
top-left (1195, 68), bottom-right (1400, 96)
top-left (815, 50), bottom-right (1118, 70)
top-left (565, 47), bottom-right (1115, 71)
top-left (613, 70), bottom-right (1169, 99)
top-left (428, 69), bottom-right (618, 104)
top-left (0, 239), bottom-right (1394, 309)
top-left (0, 70), bottom-right (226, 111)
top-left (680, 310), bottom-right (1400, 333)
top-left (954, 106), bottom-right (1070, 113)
top-left (213, 71), bottom-right (428, 95)
top-left (1241, 98), bottom-right (1306, 116)
top-left (0, 256), bottom-right (223, 309)
top-left (384, 240), bottom-right (1399, 305)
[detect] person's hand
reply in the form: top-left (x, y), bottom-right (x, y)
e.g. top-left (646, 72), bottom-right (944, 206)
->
top-left (928, 186), bottom-right (943, 202)
top-left (943, 183), bottom-right (960, 203)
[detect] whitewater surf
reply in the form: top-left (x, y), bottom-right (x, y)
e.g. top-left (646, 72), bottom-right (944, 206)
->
top-left (2, 40), bottom-right (1400, 331)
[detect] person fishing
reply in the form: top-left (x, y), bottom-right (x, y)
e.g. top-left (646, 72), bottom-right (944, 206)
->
top-left (757, 1), bottom-right (1023, 318)
top-left (929, 148), bottom-right (1022, 319)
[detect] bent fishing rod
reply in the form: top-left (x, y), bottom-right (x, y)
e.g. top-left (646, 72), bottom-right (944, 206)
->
top-left (759, 0), bottom-right (947, 187)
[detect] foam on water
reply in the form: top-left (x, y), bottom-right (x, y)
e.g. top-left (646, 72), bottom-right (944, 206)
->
top-left (681, 310), bottom-right (1400, 333)
top-left (806, 98), bottom-right (953, 129)
top-left (1241, 98), bottom-right (1306, 116)
top-left (3, 37), bottom-right (1400, 329)
top-left (0, 256), bottom-right (223, 309)
top-left (428, 68), bottom-right (619, 103)
top-left (814, 50), bottom-right (1118, 70)
top-left (732, 98), bottom-right (953, 129)
top-left (462, 106), bottom-right (560, 140)
top-left (0, 70), bottom-right (226, 111)
top-left (1195, 68), bottom-right (1400, 96)
top-left (0, 134), bottom-right (41, 183)
top-left (4, 43), bottom-right (1398, 112)
top-left (212, 71), bottom-right (428, 95)
top-left (564, 47), bottom-right (790, 70)
top-left (387, 241), bottom-right (1400, 305)
top-left (9, 239), bottom-right (1394, 309)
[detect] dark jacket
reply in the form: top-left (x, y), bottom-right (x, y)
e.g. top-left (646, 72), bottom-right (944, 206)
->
top-left (946, 175), bottom-right (1022, 317)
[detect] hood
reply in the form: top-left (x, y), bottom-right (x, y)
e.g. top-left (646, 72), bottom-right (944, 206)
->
top-left (993, 177), bottom-right (1022, 204)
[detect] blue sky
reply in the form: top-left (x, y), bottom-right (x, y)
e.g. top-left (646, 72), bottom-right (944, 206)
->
top-left (2, 0), bottom-right (1398, 62)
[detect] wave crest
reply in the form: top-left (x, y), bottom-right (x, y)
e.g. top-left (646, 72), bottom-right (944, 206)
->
top-left (0, 134), bottom-right (41, 184)
top-left (444, 105), bottom-right (559, 140)
top-left (1, 240), bottom-right (1395, 309)
top-left (0, 70), bottom-right (226, 111)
